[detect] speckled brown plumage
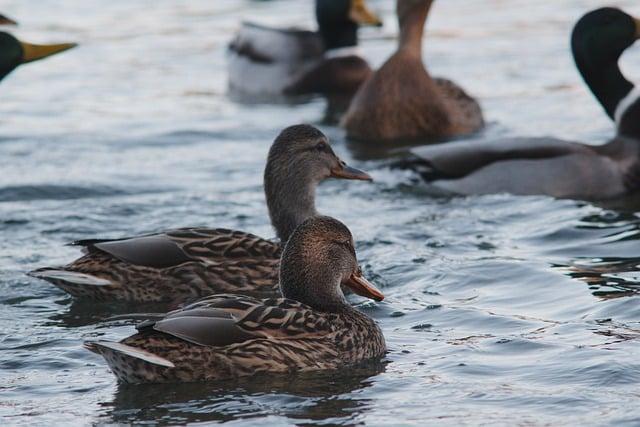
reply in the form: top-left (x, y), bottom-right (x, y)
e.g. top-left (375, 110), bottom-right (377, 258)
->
top-left (31, 228), bottom-right (281, 303)
top-left (342, 0), bottom-right (484, 142)
top-left (86, 216), bottom-right (386, 383)
top-left (29, 125), bottom-right (371, 303)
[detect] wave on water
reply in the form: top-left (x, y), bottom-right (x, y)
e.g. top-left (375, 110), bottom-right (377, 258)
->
top-left (0, 185), bottom-right (129, 202)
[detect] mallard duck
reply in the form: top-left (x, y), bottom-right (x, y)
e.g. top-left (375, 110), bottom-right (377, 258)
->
top-left (401, 7), bottom-right (640, 200)
top-left (341, 0), bottom-right (484, 142)
top-left (85, 215), bottom-right (386, 383)
top-left (227, 0), bottom-right (381, 101)
top-left (0, 32), bottom-right (76, 81)
top-left (29, 125), bottom-right (372, 302)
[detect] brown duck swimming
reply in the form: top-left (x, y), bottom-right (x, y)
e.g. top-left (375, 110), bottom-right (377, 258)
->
top-left (85, 216), bottom-right (386, 383)
top-left (341, 0), bottom-right (484, 142)
top-left (404, 8), bottom-right (640, 200)
top-left (29, 125), bottom-right (372, 303)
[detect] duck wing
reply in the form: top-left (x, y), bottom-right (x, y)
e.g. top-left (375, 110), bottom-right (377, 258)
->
top-left (73, 227), bottom-right (281, 269)
top-left (136, 294), bottom-right (335, 347)
top-left (229, 22), bottom-right (323, 64)
top-left (410, 137), bottom-right (594, 180)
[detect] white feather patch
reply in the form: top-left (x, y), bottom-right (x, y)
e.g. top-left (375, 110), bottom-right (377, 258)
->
top-left (90, 341), bottom-right (175, 368)
top-left (614, 85), bottom-right (640, 127)
top-left (30, 270), bottom-right (112, 286)
top-left (324, 46), bottom-right (362, 59)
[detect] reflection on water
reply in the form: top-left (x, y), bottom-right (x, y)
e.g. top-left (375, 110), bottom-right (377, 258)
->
top-left (2, 0), bottom-right (640, 425)
top-left (558, 257), bottom-right (640, 300)
top-left (102, 364), bottom-right (386, 425)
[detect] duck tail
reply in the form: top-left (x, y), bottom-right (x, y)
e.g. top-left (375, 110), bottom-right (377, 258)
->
top-left (84, 340), bottom-right (175, 371)
top-left (27, 268), bottom-right (113, 297)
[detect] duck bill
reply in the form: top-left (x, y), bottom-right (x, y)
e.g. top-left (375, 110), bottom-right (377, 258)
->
top-left (20, 41), bottom-right (77, 64)
top-left (330, 161), bottom-right (372, 181)
top-left (0, 14), bottom-right (17, 25)
top-left (349, 0), bottom-right (383, 27)
top-left (635, 17), bottom-right (640, 39)
top-left (344, 271), bottom-right (384, 302)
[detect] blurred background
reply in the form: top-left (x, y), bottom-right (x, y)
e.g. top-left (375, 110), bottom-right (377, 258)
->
top-left (1, 1), bottom-right (640, 425)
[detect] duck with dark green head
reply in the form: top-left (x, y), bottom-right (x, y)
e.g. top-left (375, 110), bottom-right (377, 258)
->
top-left (0, 32), bottom-right (76, 82)
top-left (228, 0), bottom-right (382, 107)
top-left (403, 7), bottom-right (640, 201)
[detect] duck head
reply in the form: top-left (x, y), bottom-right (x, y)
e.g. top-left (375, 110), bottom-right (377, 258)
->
top-left (316, 0), bottom-right (382, 51)
top-left (0, 32), bottom-right (76, 81)
top-left (572, 8), bottom-right (640, 126)
top-left (279, 215), bottom-right (384, 312)
top-left (264, 124), bottom-right (372, 242)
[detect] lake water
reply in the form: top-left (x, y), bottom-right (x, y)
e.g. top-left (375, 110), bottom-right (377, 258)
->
top-left (2, 0), bottom-right (640, 425)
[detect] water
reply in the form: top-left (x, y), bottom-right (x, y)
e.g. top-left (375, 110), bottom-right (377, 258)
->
top-left (1, 0), bottom-right (640, 425)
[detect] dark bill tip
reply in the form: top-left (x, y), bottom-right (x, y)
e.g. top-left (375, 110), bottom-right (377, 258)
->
top-left (330, 162), bottom-right (373, 182)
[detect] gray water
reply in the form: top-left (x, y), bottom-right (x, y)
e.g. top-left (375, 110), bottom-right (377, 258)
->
top-left (2, 0), bottom-right (640, 425)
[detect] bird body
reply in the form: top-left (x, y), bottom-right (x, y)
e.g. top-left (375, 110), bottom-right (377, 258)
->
top-left (86, 216), bottom-right (386, 383)
top-left (30, 125), bottom-right (372, 302)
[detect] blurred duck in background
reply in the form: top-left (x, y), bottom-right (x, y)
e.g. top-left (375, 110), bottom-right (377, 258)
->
top-left (342, 0), bottom-right (484, 143)
top-left (0, 14), bottom-right (17, 25)
top-left (0, 32), bottom-right (76, 82)
top-left (402, 8), bottom-right (640, 201)
top-left (228, 0), bottom-right (382, 115)
top-left (29, 125), bottom-right (372, 303)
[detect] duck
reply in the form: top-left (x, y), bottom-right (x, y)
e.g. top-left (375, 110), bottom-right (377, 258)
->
top-left (341, 0), bottom-right (484, 142)
top-left (0, 32), bottom-right (76, 82)
top-left (29, 125), bottom-right (372, 303)
top-left (227, 0), bottom-right (382, 104)
top-left (400, 7), bottom-right (640, 200)
top-left (85, 215), bottom-right (386, 383)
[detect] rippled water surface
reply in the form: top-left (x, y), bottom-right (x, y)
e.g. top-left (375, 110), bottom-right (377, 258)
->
top-left (2, 0), bottom-right (640, 425)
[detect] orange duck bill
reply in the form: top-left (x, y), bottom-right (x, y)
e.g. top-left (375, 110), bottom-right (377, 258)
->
top-left (344, 269), bottom-right (384, 301)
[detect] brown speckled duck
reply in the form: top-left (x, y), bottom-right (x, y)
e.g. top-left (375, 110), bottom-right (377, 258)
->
top-left (85, 216), bottom-right (386, 383)
top-left (341, 0), bottom-right (484, 142)
top-left (29, 125), bottom-right (372, 303)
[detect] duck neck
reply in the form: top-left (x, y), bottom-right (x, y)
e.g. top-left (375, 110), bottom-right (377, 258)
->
top-left (0, 33), bottom-right (22, 81)
top-left (281, 266), bottom-right (351, 313)
top-left (398, 0), bottom-right (432, 57)
top-left (572, 31), bottom-right (634, 120)
top-left (316, 1), bottom-right (358, 51)
top-left (264, 169), bottom-right (318, 243)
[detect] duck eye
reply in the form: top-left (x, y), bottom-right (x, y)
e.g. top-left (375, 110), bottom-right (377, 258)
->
top-left (315, 142), bottom-right (327, 152)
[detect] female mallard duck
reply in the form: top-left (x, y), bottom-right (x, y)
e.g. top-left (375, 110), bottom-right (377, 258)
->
top-left (29, 125), bottom-right (372, 302)
top-left (402, 8), bottom-right (640, 200)
top-left (228, 0), bottom-right (381, 101)
top-left (85, 216), bottom-right (386, 383)
top-left (0, 32), bottom-right (75, 81)
top-left (341, 0), bottom-right (484, 142)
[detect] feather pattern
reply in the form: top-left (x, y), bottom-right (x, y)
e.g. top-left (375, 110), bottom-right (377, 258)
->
top-left (86, 294), bottom-right (385, 383)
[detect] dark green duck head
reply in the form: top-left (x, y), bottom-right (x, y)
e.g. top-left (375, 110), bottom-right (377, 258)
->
top-left (0, 32), bottom-right (76, 82)
top-left (279, 215), bottom-right (384, 313)
top-left (316, 0), bottom-right (382, 51)
top-left (572, 7), bottom-right (640, 136)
